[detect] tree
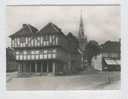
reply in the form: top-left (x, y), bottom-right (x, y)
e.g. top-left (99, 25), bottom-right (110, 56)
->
top-left (84, 40), bottom-right (101, 66)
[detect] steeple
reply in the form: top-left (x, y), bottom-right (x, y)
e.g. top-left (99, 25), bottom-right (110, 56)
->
top-left (78, 10), bottom-right (87, 51)
top-left (78, 10), bottom-right (85, 40)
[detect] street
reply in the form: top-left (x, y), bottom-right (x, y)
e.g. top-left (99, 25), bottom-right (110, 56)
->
top-left (6, 71), bottom-right (120, 90)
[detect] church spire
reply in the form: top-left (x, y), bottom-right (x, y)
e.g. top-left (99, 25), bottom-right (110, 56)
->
top-left (78, 10), bottom-right (87, 51)
top-left (78, 10), bottom-right (85, 40)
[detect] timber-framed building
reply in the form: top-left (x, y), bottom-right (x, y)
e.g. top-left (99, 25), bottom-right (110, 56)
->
top-left (9, 23), bottom-right (82, 75)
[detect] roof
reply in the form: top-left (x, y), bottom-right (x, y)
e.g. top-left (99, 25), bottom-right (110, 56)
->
top-left (38, 22), bottom-right (65, 36)
top-left (9, 24), bottom-right (38, 38)
top-left (9, 22), bottom-right (68, 39)
top-left (101, 41), bottom-right (120, 53)
top-left (104, 58), bottom-right (120, 66)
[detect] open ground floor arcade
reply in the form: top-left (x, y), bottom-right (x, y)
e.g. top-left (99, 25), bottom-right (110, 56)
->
top-left (17, 60), bottom-right (71, 75)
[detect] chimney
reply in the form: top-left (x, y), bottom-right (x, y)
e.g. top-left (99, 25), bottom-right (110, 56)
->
top-left (22, 24), bottom-right (28, 28)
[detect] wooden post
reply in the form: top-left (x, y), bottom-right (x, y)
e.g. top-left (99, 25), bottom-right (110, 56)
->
top-left (40, 62), bottom-right (43, 75)
top-left (53, 62), bottom-right (55, 75)
top-left (30, 63), bottom-right (31, 74)
top-left (21, 63), bottom-right (24, 73)
top-left (18, 63), bottom-right (21, 73)
top-left (42, 63), bottom-right (43, 73)
top-left (47, 63), bottom-right (48, 73)
top-left (25, 63), bottom-right (27, 73)
top-left (35, 62), bottom-right (37, 73)
top-left (22, 63), bottom-right (24, 73)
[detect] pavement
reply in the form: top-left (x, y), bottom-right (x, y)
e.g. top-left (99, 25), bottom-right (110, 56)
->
top-left (6, 72), bottom-right (18, 82)
top-left (6, 71), bottom-right (120, 90)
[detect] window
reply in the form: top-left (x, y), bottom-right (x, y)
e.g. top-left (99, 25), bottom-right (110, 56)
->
top-left (44, 50), bottom-right (47, 54)
top-left (16, 55), bottom-right (19, 60)
top-left (40, 55), bottom-right (43, 59)
top-left (56, 37), bottom-right (58, 45)
top-left (53, 49), bottom-right (56, 53)
top-left (44, 41), bottom-right (46, 46)
top-left (44, 54), bottom-right (47, 59)
top-left (16, 51), bottom-right (19, 55)
top-left (23, 51), bottom-right (27, 54)
top-left (37, 37), bottom-right (40, 41)
top-left (48, 53), bottom-right (52, 59)
top-left (53, 54), bottom-right (56, 59)
top-left (31, 51), bottom-right (35, 54)
top-left (51, 35), bottom-right (56, 45)
top-left (36, 55), bottom-right (39, 60)
top-left (21, 43), bottom-right (23, 47)
top-left (28, 55), bottom-right (30, 60)
top-left (24, 55), bottom-right (27, 60)
top-left (41, 37), bottom-right (43, 46)
top-left (32, 55), bottom-right (34, 60)
top-left (35, 50), bottom-right (39, 54)
top-left (20, 55), bottom-right (23, 60)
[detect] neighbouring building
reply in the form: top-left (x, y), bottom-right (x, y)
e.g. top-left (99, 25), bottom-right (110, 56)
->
top-left (91, 41), bottom-right (121, 71)
top-left (67, 32), bottom-right (81, 73)
top-left (6, 47), bottom-right (17, 72)
top-left (9, 22), bottom-right (82, 75)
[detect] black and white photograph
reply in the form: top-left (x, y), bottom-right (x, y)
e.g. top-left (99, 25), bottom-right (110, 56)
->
top-left (6, 5), bottom-right (120, 90)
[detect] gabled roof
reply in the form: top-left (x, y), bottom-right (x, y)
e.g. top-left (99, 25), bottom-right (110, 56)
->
top-left (38, 22), bottom-right (64, 36)
top-left (101, 41), bottom-right (120, 53)
top-left (9, 24), bottom-right (38, 38)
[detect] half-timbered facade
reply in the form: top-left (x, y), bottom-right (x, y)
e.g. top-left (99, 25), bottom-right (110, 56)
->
top-left (9, 23), bottom-right (77, 75)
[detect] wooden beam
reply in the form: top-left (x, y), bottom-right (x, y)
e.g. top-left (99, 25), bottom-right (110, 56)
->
top-left (53, 62), bottom-right (56, 75)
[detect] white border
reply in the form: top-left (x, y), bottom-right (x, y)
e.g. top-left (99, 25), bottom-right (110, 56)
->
top-left (0, 0), bottom-right (127, 99)
top-left (7, 0), bottom-right (120, 5)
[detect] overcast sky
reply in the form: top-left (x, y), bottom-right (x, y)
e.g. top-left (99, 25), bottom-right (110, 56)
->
top-left (7, 6), bottom-right (120, 46)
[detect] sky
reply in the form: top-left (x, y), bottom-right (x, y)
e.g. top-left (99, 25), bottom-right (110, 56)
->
top-left (7, 6), bottom-right (120, 46)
